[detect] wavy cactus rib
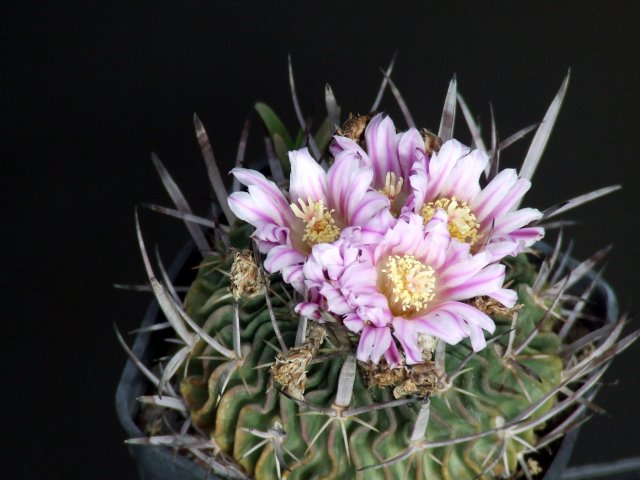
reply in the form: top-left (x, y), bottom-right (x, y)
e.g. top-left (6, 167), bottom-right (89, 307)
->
top-left (175, 248), bottom-right (566, 479)
top-left (121, 66), bottom-right (638, 480)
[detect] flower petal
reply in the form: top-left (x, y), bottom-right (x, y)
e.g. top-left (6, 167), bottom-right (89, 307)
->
top-left (231, 167), bottom-right (291, 216)
top-left (392, 318), bottom-right (423, 364)
top-left (397, 128), bottom-right (425, 179)
top-left (419, 210), bottom-right (451, 268)
top-left (424, 139), bottom-right (469, 200)
top-left (489, 288), bottom-right (518, 308)
top-left (408, 159), bottom-right (429, 211)
top-left (364, 114), bottom-right (400, 187)
top-left (471, 168), bottom-right (518, 219)
top-left (504, 226), bottom-right (545, 246)
top-left (357, 325), bottom-right (392, 364)
top-left (246, 184), bottom-right (289, 225)
top-left (438, 251), bottom-right (492, 289)
top-left (384, 340), bottom-right (402, 366)
top-left (228, 191), bottom-right (279, 226)
top-left (493, 208), bottom-right (543, 236)
top-left (343, 312), bottom-right (365, 333)
top-left (412, 310), bottom-right (466, 345)
top-left (466, 322), bottom-right (487, 351)
top-left (482, 177), bottom-right (532, 226)
top-left (328, 152), bottom-right (373, 223)
top-left (281, 264), bottom-right (304, 292)
top-left (440, 149), bottom-right (487, 202)
top-left (437, 301), bottom-right (496, 333)
top-left (320, 283), bottom-right (353, 315)
top-left (295, 301), bottom-right (322, 320)
top-left (264, 245), bottom-right (305, 274)
top-left (441, 264), bottom-right (508, 301)
top-left (370, 327), bottom-right (393, 364)
top-left (350, 191), bottom-right (390, 226)
top-left (288, 148), bottom-right (328, 204)
top-left (330, 135), bottom-right (368, 159)
top-left (360, 210), bottom-right (397, 244)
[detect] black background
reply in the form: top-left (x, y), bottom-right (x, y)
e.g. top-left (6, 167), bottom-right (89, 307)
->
top-left (3, 1), bottom-right (640, 478)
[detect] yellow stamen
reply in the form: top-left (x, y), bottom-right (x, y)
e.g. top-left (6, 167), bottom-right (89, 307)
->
top-left (420, 197), bottom-right (480, 245)
top-left (291, 198), bottom-right (340, 246)
top-left (380, 254), bottom-right (436, 316)
top-left (379, 172), bottom-right (404, 201)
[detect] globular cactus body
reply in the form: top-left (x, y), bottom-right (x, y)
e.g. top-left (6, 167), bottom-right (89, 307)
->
top-left (121, 64), bottom-right (637, 480)
top-left (175, 237), bottom-right (564, 479)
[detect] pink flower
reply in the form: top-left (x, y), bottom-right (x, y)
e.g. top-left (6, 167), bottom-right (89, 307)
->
top-left (301, 211), bottom-right (517, 364)
top-left (331, 113), bottom-right (544, 260)
top-left (331, 113), bottom-right (427, 219)
top-left (227, 148), bottom-right (388, 292)
top-left (407, 139), bottom-right (544, 260)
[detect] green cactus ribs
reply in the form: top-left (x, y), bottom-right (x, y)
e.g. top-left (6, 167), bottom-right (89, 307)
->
top-left (128, 227), bottom-right (616, 480)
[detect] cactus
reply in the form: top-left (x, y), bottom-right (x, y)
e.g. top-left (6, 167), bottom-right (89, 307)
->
top-left (119, 59), bottom-right (638, 480)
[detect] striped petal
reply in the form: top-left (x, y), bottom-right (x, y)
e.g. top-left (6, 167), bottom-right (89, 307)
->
top-left (350, 191), bottom-right (390, 226)
top-left (330, 135), bottom-right (368, 159)
top-left (504, 226), bottom-right (545, 245)
top-left (364, 114), bottom-right (400, 188)
top-left (441, 263), bottom-right (507, 301)
top-left (483, 177), bottom-right (532, 223)
top-left (471, 168), bottom-right (519, 219)
top-left (343, 312), bottom-right (365, 332)
top-left (328, 152), bottom-right (373, 224)
top-left (493, 208), bottom-right (543, 236)
top-left (392, 318), bottom-right (423, 364)
top-left (466, 322), bottom-right (488, 351)
top-left (384, 341), bottom-right (402, 366)
top-left (245, 184), bottom-right (289, 226)
top-left (424, 139), bottom-right (469, 199)
top-left (228, 191), bottom-right (279, 226)
top-left (437, 301), bottom-right (496, 334)
top-left (320, 283), bottom-right (353, 315)
top-left (408, 159), bottom-right (429, 211)
top-left (282, 264), bottom-right (304, 293)
top-left (397, 128), bottom-right (425, 180)
top-left (489, 288), bottom-right (518, 308)
top-left (438, 251), bottom-right (492, 288)
top-left (288, 148), bottom-right (328, 204)
top-left (231, 167), bottom-right (291, 217)
top-left (440, 148), bottom-right (487, 202)
top-left (418, 210), bottom-right (451, 268)
top-left (264, 245), bottom-right (305, 274)
top-left (412, 310), bottom-right (466, 345)
top-left (295, 301), bottom-right (322, 320)
top-left (357, 325), bottom-right (392, 364)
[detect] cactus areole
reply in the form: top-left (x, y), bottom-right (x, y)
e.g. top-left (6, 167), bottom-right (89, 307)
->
top-left (116, 66), bottom-right (636, 480)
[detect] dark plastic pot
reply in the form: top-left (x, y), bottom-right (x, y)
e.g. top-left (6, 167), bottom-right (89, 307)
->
top-left (115, 241), bottom-right (217, 480)
top-left (116, 242), bottom-right (624, 480)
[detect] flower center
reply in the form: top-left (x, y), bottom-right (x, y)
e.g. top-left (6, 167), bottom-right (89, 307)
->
top-left (420, 197), bottom-right (479, 245)
top-left (379, 254), bottom-right (436, 316)
top-left (291, 198), bottom-right (341, 246)
top-left (379, 172), bottom-right (406, 217)
top-left (379, 172), bottom-right (404, 201)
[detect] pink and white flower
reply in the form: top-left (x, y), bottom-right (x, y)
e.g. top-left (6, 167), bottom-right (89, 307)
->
top-left (227, 148), bottom-right (388, 292)
top-left (407, 139), bottom-right (544, 260)
top-left (331, 113), bottom-right (544, 260)
top-left (301, 211), bottom-right (517, 365)
top-left (331, 113), bottom-right (427, 217)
